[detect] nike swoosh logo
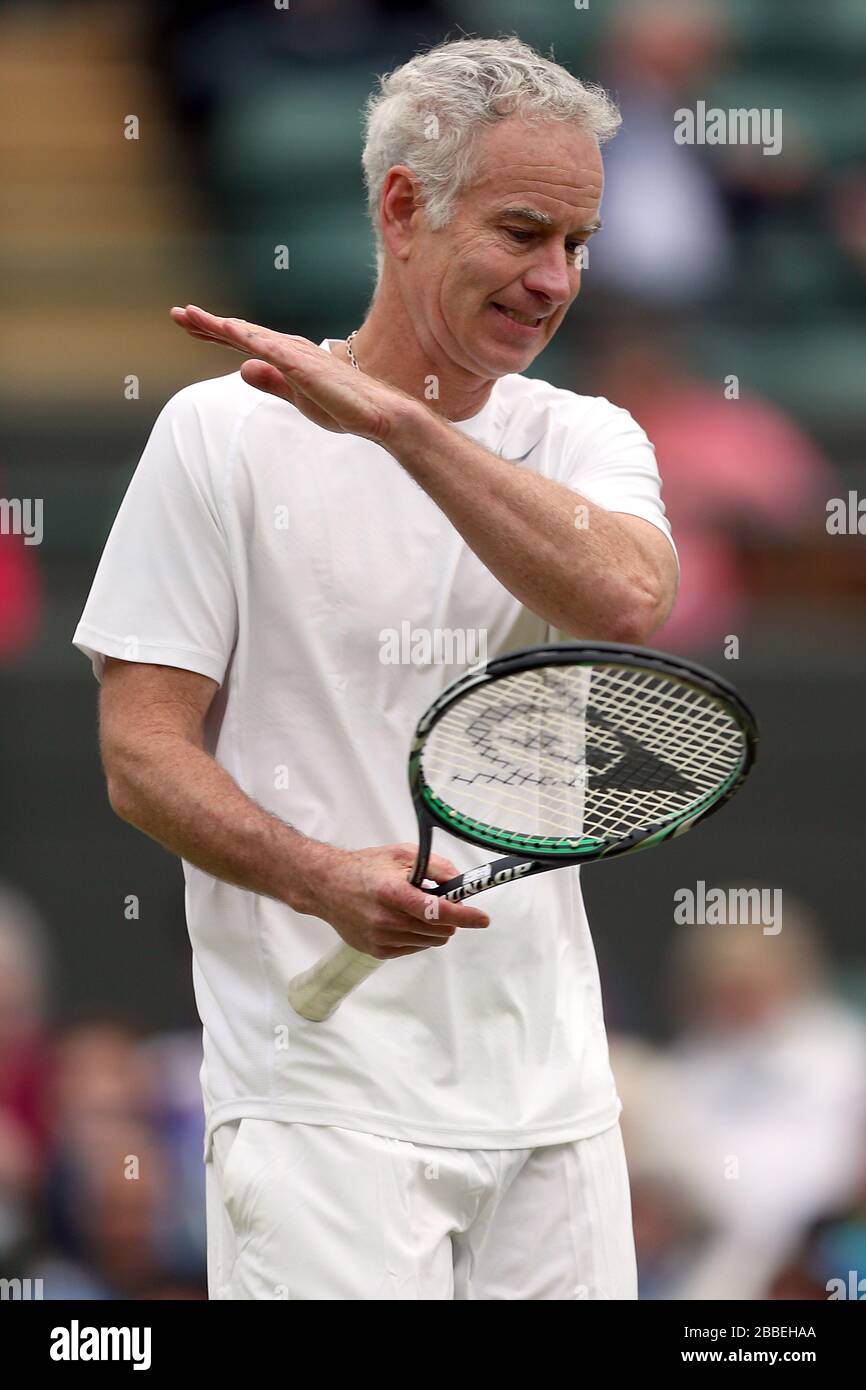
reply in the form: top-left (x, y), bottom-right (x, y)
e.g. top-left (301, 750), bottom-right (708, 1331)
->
top-left (500, 443), bottom-right (539, 464)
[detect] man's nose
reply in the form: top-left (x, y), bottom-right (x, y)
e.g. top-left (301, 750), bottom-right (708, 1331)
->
top-left (522, 245), bottom-right (575, 306)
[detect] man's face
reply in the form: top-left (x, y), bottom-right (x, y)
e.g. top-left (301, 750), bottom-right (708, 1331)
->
top-left (404, 118), bottom-right (604, 378)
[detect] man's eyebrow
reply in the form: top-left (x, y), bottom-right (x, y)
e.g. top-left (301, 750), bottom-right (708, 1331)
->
top-left (497, 207), bottom-right (602, 235)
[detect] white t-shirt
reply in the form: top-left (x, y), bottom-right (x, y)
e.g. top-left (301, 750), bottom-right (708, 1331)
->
top-left (73, 341), bottom-right (676, 1157)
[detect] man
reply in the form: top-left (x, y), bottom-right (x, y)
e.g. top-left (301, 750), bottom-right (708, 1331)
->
top-left (74, 36), bottom-right (678, 1299)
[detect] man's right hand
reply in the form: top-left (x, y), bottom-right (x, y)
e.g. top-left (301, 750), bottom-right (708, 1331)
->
top-left (99, 659), bottom-right (488, 961)
top-left (291, 842), bottom-right (490, 959)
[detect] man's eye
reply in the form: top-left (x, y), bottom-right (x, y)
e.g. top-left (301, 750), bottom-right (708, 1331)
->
top-left (504, 228), bottom-right (587, 258)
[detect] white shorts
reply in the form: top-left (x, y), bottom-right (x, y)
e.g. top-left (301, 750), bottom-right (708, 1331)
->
top-left (206, 1117), bottom-right (638, 1300)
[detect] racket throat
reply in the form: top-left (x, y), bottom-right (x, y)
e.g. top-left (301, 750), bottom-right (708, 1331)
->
top-left (410, 820), bottom-right (434, 889)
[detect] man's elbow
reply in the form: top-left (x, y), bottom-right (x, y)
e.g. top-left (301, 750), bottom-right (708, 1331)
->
top-left (103, 756), bottom-right (138, 824)
top-left (598, 577), bottom-right (673, 647)
top-left (599, 613), bottom-right (651, 647)
top-left (611, 600), bottom-right (665, 646)
top-left (106, 773), bottom-right (132, 822)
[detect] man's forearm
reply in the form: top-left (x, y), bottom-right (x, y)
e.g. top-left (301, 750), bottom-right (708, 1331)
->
top-left (385, 405), bottom-right (663, 642)
top-left (107, 734), bottom-right (326, 913)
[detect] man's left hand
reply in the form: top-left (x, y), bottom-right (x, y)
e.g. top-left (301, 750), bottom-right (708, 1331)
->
top-left (170, 305), bottom-right (419, 446)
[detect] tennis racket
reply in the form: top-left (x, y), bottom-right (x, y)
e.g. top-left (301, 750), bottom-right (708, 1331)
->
top-left (287, 640), bottom-right (758, 1021)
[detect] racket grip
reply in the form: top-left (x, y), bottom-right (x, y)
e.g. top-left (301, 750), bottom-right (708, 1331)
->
top-left (287, 943), bottom-right (383, 1022)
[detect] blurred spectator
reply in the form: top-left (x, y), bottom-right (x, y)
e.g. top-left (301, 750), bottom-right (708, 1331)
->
top-left (591, 320), bottom-right (832, 651)
top-left (0, 892), bottom-right (207, 1295)
top-left (40, 1115), bottom-right (170, 1299)
top-left (9, 1022), bottom-right (207, 1299)
top-left (614, 897), bottom-right (866, 1299)
top-left (828, 167), bottom-right (866, 278)
top-left (592, 0), bottom-right (733, 303)
top-left (141, 1030), bottom-right (208, 1280)
top-left (0, 530), bottom-right (41, 661)
top-left (0, 885), bottom-right (53, 1259)
top-left (659, 894), bottom-right (866, 1298)
top-left (763, 1114), bottom-right (866, 1300)
top-left (612, 1036), bottom-right (717, 1299)
top-left (0, 1023), bottom-right (208, 1301)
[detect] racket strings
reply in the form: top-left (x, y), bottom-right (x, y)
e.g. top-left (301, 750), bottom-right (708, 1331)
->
top-left (421, 663), bottom-right (745, 844)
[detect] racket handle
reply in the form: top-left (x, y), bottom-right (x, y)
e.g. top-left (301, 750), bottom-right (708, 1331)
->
top-left (287, 943), bottom-right (383, 1021)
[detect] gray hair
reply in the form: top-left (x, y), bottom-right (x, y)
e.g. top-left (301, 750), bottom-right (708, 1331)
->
top-left (361, 36), bottom-right (621, 282)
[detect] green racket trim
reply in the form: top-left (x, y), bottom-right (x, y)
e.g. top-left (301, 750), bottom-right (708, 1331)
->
top-left (418, 792), bottom-right (606, 856)
top-left (411, 662), bottom-right (753, 866)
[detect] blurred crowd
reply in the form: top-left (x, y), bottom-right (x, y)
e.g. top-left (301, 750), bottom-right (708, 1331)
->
top-left (588, 319), bottom-right (832, 652)
top-left (2, 879), bottom-right (865, 1300)
top-left (0, 885), bottom-right (208, 1298)
top-left (580, 0), bottom-right (855, 651)
top-left (613, 896), bottom-right (866, 1300)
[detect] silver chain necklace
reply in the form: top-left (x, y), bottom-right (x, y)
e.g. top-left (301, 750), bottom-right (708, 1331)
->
top-left (345, 330), bottom-right (360, 371)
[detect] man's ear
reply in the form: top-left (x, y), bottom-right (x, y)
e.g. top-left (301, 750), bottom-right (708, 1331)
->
top-left (379, 165), bottom-right (423, 265)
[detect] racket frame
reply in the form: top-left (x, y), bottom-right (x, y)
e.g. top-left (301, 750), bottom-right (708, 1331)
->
top-left (409, 641), bottom-right (758, 892)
